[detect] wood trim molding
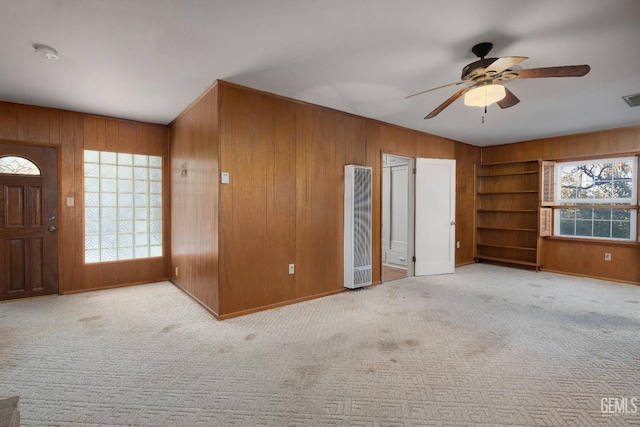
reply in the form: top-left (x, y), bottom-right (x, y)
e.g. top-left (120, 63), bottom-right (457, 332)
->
top-left (544, 236), bottom-right (640, 248)
top-left (216, 288), bottom-right (347, 320)
top-left (540, 267), bottom-right (639, 286)
top-left (61, 278), bottom-right (170, 295)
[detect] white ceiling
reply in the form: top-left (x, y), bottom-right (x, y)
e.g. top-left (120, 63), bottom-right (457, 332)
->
top-left (1, 0), bottom-right (639, 147)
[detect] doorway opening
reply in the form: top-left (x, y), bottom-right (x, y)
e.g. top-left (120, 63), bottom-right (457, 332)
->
top-left (381, 154), bottom-right (414, 282)
top-left (381, 154), bottom-right (457, 282)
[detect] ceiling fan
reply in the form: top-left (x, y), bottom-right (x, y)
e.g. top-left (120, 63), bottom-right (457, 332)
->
top-left (406, 42), bottom-right (591, 119)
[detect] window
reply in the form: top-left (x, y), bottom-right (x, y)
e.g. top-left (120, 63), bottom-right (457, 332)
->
top-left (84, 150), bottom-right (162, 263)
top-left (0, 155), bottom-right (41, 175)
top-left (554, 157), bottom-right (637, 241)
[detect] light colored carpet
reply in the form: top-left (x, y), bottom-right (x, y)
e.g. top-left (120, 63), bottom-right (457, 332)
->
top-left (1, 264), bottom-right (639, 426)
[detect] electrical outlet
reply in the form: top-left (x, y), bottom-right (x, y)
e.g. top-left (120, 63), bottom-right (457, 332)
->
top-left (604, 253), bottom-right (611, 261)
top-left (288, 264), bottom-right (295, 274)
top-left (175, 267), bottom-right (179, 276)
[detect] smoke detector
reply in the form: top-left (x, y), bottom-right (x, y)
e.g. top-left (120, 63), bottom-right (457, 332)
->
top-left (33, 44), bottom-right (59, 60)
top-left (622, 93), bottom-right (640, 108)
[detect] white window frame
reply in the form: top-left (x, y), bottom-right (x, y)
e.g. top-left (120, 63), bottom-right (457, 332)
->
top-left (555, 156), bottom-right (637, 205)
top-left (553, 156), bottom-right (638, 242)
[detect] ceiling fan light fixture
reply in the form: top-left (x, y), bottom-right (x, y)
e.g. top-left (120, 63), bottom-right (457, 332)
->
top-left (464, 83), bottom-right (506, 107)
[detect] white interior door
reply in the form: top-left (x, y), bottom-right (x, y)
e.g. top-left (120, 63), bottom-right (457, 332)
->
top-left (415, 158), bottom-right (456, 275)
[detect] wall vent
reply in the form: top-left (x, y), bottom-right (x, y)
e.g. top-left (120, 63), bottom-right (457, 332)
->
top-left (344, 165), bottom-right (372, 289)
top-left (622, 93), bottom-right (640, 107)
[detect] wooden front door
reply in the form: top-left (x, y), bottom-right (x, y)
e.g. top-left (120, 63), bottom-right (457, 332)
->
top-left (0, 143), bottom-right (59, 300)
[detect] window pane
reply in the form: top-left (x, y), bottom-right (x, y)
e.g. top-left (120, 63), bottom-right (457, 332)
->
top-left (84, 150), bottom-right (162, 263)
top-left (0, 156), bottom-right (41, 175)
top-left (85, 250), bottom-right (100, 263)
top-left (85, 178), bottom-right (99, 192)
top-left (134, 155), bottom-right (148, 167)
top-left (102, 207), bottom-right (117, 220)
top-left (85, 221), bottom-right (100, 235)
top-left (101, 152), bottom-right (117, 164)
top-left (554, 157), bottom-right (637, 242)
top-left (149, 168), bottom-right (162, 181)
top-left (135, 181), bottom-right (148, 193)
top-left (101, 234), bottom-right (117, 248)
top-left (118, 247), bottom-right (133, 260)
top-left (85, 163), bottom-right (100, 178)
top-left (575, 220), bottom-right (592, 237)
top-left (575, 209), bottom-right (592, 220)
top-left (117, 153), bottom-right (133, 165)
top-left (85, 193), bottom-right (99, 206)
top-left (101, 221), bottom-right (116, 234)
top-left (118, 165), bottom-right (132, 180)
top-left (149, 156), bottom-right (162, 168)
top-left (557, 157), bottom-right (636, 204)
top-left (118, 179), bottom-right (133, 193)
top-left (85, 236), bottom-right (99, 249)
top-left (118, 221), bottom-right (132, 233)
top-left (150, 182), bottom-right (162, 194)
top-left (118, 207), bottom-right (133, 221)
top-left (135, 194), bottom-right (148, 207)
top-left (85, 208), bottom-right (99, 221)
top-left (560, 219), bottom-right (575, 235)
top-left (134, 167), bottom-right (148, 180)
top-left (593, 209), bottom-right (611, 220)
top-left (101, 179), bottom-right (116, 192)
top-left (118, 193), bottom-right (133, 207)
top-left (612, 209), bottom-right (630, 221)
top-left (593, 221), bottom-right (610, 238)
top-left (119, 234), bottom-right (133, 247)
top-left (84, 150), bottom-right (99, 162)
top-left (101, 248), bottom-right (117, 261)
top-left (612, 221), bottom-right (630, 239)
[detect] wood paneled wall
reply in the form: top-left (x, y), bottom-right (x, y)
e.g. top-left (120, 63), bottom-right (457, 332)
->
top-left (481, 126), bottom-right (640, 284)
top-left (170, 87), bottom-right (220, 314)
top-left (0, 102), bottom-right (170, 293)
top-left (170, 81), bottom-right (480, 318)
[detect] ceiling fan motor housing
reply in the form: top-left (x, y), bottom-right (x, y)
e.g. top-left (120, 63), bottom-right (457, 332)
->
top-left (461, 58), bottom-right (499, 81)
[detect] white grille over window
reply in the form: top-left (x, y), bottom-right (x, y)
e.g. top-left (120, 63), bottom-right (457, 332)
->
top-left (540, 161), bottom-right (555, 206)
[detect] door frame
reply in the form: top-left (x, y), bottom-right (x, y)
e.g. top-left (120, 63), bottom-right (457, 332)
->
top-left (0, 141), bottom-right (60, 299)
top-left (381, 152), bottom-right (415, 277)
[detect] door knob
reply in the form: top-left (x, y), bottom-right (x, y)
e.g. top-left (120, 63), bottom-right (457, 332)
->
top-left (48, 216), bottom-right (56, 221)
top-left (450, 221), bottom-right (456, 226)
top-left (48, 226), bottom-right (57, 232)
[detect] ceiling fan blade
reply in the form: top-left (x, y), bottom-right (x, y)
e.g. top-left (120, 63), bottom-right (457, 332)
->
top-left (485, 56), bottom-right (528, 76)
top-left (497, 87), bottom-right (520, 109)
top-left (515, 65), bottom-right (591, 79)
top-left (425, 87), bottom-right (470, 119)
top-left (405, 81), bottom-right (464, 99)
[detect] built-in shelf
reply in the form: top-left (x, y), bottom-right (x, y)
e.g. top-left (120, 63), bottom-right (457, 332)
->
top-left (475, 255), bottom-right (539, 267)
top-left (475, 160), bottom-right (543, 270)
top-left (477, 243), bottom-right (537, 251)
top-left (478, 170), bottom-right (538, 177)
top-left (477, 209), bottom-right (537, 213)
top-left (477, 190), bottom-right (538, 195)
top-left (477, 226), bottom-right (537, 232)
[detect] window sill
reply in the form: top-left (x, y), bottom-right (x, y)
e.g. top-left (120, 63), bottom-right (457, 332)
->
top-left (544, 236), bottom-right (640, 247)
